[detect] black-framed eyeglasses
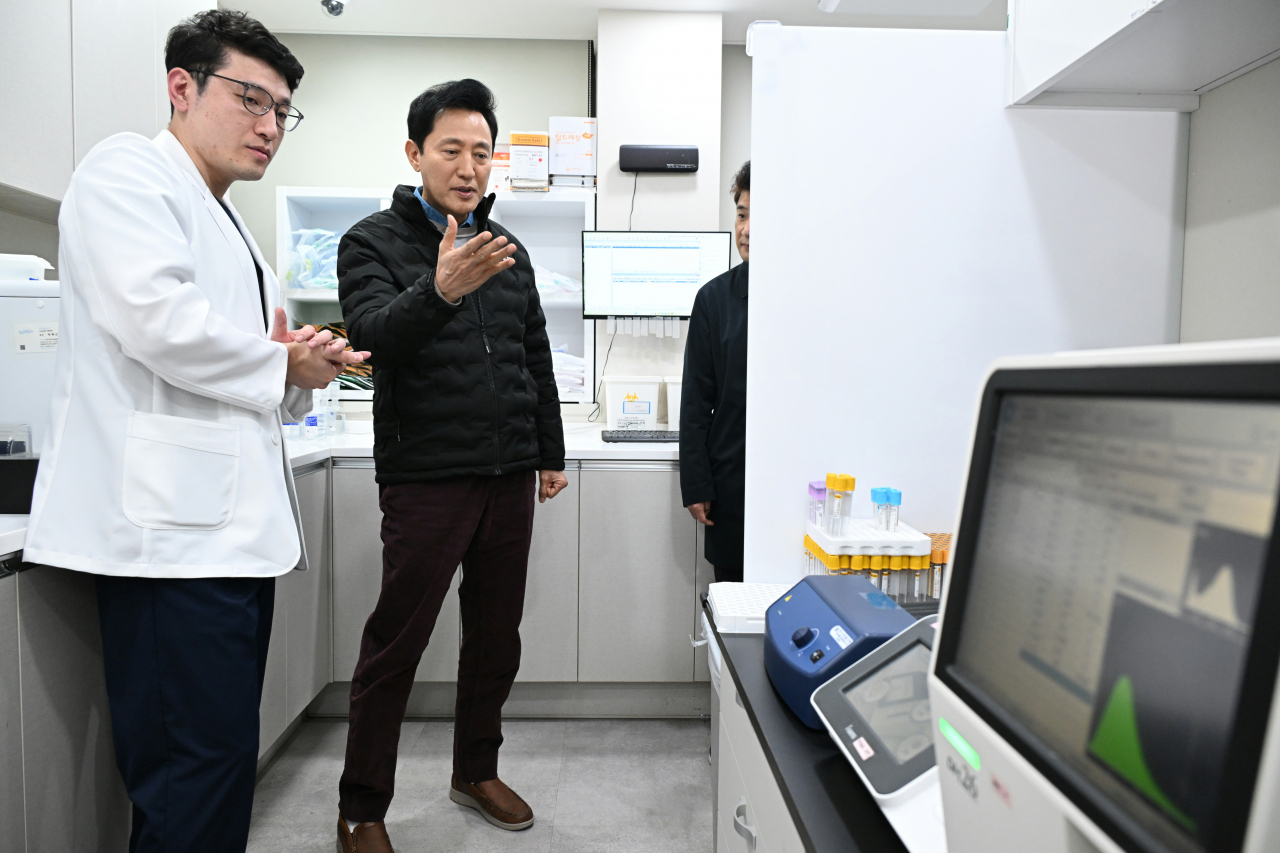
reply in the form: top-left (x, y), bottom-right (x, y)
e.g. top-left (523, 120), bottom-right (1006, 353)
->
top-left (190, 70), bottom-right (304, 131)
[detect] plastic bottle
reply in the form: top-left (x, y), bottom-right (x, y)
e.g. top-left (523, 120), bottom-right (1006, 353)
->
top-left (871, 488), bottom-right (889, 531)
top-left (886, 488), bottom-right (902, 532)
top-left (325, 381), bottom-right (341, 436)
top-left (823, 473), bottom-right (840, 522)
top-left (808, 481), bottom-right (827, 527)
top-left (930, 546), bottom-right (949, 599)
top-left (303, 408), bottom-right (321, 440)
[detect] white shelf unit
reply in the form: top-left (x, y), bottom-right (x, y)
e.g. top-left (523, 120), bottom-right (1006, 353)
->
top-left (488, 187), bottom-right (596, 406)
top-left (276, 185), bottom-right (596, 406)
top-left (276, 186), bottom-right (390, 328)
top-left (1008, 0), bottom-right (1280, 111)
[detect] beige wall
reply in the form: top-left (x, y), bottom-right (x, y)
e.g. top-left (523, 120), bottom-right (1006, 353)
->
top-left (1180, 57), bottom-right (1280, 342)
top-left (720, 43), bottom-right (752, 252)
top-left (230, 33), bottom-right (589, 267)
top-left (0, 211), bottom-right (59, 278)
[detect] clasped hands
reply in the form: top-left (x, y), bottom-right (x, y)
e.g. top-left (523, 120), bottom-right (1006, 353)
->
top-left (272, 307), bottom-right (370, 390)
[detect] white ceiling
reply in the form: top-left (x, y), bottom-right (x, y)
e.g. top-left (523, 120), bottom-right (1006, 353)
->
top-left (231, 0), bottom-right (1007, 44)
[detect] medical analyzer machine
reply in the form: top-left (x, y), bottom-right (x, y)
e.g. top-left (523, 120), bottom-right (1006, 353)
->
top-left (929, 339), bottom-right (1280, 853)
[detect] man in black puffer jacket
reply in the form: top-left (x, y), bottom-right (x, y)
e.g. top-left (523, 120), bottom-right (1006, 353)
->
top-left (334, 79), bottom-right (566, 851)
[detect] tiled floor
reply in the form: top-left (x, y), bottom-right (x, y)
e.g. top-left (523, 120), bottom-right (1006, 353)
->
top-left (249, 718), bottom-right (714, 852)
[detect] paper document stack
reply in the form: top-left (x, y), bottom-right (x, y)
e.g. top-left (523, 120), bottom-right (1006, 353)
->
top-left (509, 132), bottom-right (549, 192)
top-left (550, 117), bottom-right (597, 187)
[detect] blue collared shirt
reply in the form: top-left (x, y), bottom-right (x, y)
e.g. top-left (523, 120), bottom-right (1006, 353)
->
top-left (414, 186), bottom-right (474, 229)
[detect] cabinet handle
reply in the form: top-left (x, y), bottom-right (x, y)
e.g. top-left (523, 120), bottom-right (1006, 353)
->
top-left (733, 797), bottom-right (758, 849)
top-left (735, 690), bottom-right (745, 709)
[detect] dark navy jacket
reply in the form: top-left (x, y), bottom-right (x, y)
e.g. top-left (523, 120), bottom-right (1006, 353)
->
top-left (680, 261), bottom-right (748, 566)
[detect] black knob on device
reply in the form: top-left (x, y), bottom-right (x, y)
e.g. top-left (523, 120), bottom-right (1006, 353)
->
top-left (791, 627), bottom-right (817, 648)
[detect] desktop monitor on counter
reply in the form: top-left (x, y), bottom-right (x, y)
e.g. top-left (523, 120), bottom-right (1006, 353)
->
top-left (928, 341), bottom-right (1280, 853)
top-left (581, 230), bottom-right (731, 318)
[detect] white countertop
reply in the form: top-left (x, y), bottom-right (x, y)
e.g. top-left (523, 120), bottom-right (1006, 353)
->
top-left (287, 423), bottom-right (679, 466)
top-left (0, 515), bottom-right (28, 559)
top-left (0, 426), bottom-right (678, 560)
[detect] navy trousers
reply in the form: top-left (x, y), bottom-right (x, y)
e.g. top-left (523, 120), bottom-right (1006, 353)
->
top-left (95, 575), bottom-right (275, 853)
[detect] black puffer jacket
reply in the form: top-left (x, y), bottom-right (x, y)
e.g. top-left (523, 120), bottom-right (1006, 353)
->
top-left (338, 185), bottom-right (565, 484)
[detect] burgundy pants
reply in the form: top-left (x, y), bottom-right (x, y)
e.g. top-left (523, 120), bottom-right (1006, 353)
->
top-left (338, 470), bottom-right (535, 822)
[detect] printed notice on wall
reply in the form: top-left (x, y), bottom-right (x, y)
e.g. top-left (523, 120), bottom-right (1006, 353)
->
top-left (14, 322), bottom-right (58, 353)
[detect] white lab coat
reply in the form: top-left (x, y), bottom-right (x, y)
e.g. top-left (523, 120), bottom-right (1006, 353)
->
top-left (25, 130), bottom-right (313, 578)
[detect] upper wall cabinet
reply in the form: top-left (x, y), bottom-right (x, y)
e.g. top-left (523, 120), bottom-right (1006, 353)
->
top-left (0, 3), bottom-right (74, 201)
top-left (1008, 0), bottom-right (1280, 111)
top-left (0, 0), bottom-right (206, 207)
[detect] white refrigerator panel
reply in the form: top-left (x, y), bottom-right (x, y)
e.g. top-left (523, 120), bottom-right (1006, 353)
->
top-left (744, 28), bottom-right (1186, 583)
top-left (0, 284), bottom-right (60, 456)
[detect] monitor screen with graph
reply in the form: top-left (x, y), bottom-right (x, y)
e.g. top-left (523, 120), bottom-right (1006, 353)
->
top-left (935, 372), bottom-right (1280, 853)
top-left (581, 231), bottom-right (732, 318)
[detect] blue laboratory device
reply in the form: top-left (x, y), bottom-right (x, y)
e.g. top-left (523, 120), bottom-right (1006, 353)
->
top-left (764, 575), bottom-right (915, 729)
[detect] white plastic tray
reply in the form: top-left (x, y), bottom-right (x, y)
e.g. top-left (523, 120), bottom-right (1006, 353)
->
top-left (708, 582), bottom-right (791, 634)
top-left (807, 519), bottom-right (932, 557)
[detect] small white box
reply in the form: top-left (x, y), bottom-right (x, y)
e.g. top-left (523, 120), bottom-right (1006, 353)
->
top-left (549, 117), bottom-right (597, 176)
top-left (602, 375), bottom-right (661, 430)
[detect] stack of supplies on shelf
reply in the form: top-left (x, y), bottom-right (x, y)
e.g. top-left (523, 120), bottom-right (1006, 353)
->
top-left (285, 229), bottom-right (339, 289)
top-left (551, 346), bottom-right (585, 396)
top-left (509, 132), bottom-right (550, 192)
top-left (534, 264), bottom-right (582, 303)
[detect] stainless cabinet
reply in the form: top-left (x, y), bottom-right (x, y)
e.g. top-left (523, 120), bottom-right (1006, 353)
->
top-left (0, 572), bottom-right (22, 853)
top-left (17, 566), bottom-right (130, 852)
top-left (331, 463), bottom-right (460, 683)
top-left (694, 524), bottom-right (715, 683)
top-left (578, 464), bottom-right (698, 681)
top-left (518, 468), bottom-right (580, 682)
top-left (261, 463), bottom-right (335, 758)
top-left (286, 465), bottom-right (332, 719)
top-left (259, 583), bottom-right (288, 757)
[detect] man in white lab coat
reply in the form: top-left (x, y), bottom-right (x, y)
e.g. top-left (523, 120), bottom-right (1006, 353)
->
top-left (23, 11), bottom-right (367, 852)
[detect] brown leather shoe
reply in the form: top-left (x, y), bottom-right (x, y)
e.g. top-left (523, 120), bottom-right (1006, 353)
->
top-left (336, 814), bottom-right (395, 853)
top-left (449, 775), bottom-right (535, 831)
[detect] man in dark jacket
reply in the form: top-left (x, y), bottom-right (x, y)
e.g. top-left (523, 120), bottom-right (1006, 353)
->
top-left (681, 161), bottom-right (750, 583)
top-left (334, 79), bottom-right (567, 851)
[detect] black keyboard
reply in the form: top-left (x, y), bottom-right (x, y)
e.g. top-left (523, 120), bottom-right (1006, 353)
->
top-left (602, 430), bottom-right (679, 443)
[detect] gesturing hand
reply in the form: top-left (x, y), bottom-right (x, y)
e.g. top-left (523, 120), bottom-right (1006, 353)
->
top-left (435, 215), bottom-right (518, 303)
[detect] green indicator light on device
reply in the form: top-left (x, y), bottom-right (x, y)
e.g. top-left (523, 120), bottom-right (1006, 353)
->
top-left (939, 718), bottom-right (980, 771)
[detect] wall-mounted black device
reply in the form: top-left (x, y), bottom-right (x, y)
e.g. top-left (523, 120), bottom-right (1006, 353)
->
top-left (619, 145), bottom-right (699, 173)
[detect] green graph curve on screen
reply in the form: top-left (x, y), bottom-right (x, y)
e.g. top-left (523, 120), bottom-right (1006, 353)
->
top-left (1088, 676), bottom-right (1197, 833)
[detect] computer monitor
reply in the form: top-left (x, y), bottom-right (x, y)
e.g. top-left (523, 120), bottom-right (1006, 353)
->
top-left (581, 231), bottom-right (732, 318)
top-left (928, 343), bottom-right (1280, 853)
